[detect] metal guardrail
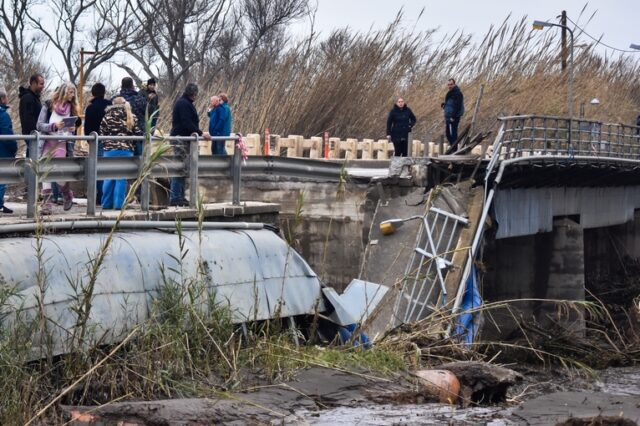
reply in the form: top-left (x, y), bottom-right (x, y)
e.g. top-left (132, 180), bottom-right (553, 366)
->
top-left (0, 132), bottom-right (345, 218)
top-left (497, 115), bottom-right (640, 161)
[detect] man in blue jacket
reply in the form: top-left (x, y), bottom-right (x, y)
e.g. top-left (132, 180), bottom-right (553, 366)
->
top-left (0, 90), bottom-right (17, 213)
top-left (169, 83), bottom-right (211, 206)
top-left (208, 93), bottom-right (232, 155)
top-left (441, 78), bottom-right (464, 147)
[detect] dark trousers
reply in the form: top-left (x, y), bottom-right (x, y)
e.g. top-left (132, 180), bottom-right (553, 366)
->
top-left (392, 138), bottom-right (408, 157)
top-left (169, 142), bottom-right (187, 203)
top-left (445, 117), bottom-right (461, 145)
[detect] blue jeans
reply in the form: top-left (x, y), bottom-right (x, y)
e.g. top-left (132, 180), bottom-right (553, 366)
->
top-left (170, 142), bottom-right (187, 203)
top-left (211, 140), bottom-right (227, 155)
top-left (0, 183), bottom-right (5, 207)
top-left (101, 150), bottom-right (133, 209)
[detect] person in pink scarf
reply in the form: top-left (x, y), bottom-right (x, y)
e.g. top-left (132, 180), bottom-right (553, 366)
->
top-left (36, 83), bottom-right (81, 214)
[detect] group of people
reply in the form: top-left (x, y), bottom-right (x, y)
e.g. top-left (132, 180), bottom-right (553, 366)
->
top-left (0, 74), bottom-right (233, 214)
top-left (386, 78), bottom-right (465, 157)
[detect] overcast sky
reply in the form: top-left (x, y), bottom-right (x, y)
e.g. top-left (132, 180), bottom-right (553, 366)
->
top-left (52, 0), bottom-right (638, 89)
top-left (292, 0), bottom-right (637, 56)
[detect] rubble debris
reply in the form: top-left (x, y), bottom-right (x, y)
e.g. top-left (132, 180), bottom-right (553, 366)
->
top-left (437, 361), bottom-right (522, 406)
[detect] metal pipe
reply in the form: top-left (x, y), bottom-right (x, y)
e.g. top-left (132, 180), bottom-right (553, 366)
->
top-left (232, 140), bottom-right (241, 206)
top-left (86, 132), bottom-right (98, 216)
top-left (26, 132), bottom-right (39, 218)
top-left (188, 134), bottom-right (199, 208)
top-left (0, 220), bottom-right (265, 234)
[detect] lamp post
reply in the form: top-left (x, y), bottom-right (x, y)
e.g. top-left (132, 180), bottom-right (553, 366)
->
top-left (630, 44), bottom-right (640, 50)
top-left (533, 20), bottom-right (575, 119)
top-left (79, 48), bottom-right (97, 124)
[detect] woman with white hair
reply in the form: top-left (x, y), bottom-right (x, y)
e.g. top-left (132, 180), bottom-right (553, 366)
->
top-left (36, 83), bottom-right (81, 214)
top-left (99, 97), bottom-right (142, 209)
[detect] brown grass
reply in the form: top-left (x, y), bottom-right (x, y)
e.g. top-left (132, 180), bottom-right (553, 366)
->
top-left (145, 13), bottom-right (640, 142)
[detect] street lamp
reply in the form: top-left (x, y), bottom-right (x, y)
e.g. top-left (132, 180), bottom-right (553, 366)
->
top-left (533, 20), bottom-right (574, 120)
top-left (630, 44), bottom-right (640, 51)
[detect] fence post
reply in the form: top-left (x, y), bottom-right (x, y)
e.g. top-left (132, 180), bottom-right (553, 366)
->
top-left (140, 134), bottom-right (150, 212)
top-left (25, 132), bottom-right (39, 219)
top-left (188, 134), bottom-right (199, 209)
top-left (232, 137), bottom-right (241, 206)
top-left (86, 132), bottom-right (98, 216)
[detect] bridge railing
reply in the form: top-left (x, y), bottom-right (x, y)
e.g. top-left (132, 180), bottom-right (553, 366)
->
top-left (496, 115), bottom-right (640, 161)
top-left (0, 132), bottom-right (344, 218)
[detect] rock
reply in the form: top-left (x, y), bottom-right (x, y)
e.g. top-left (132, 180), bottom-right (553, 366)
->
top-left (437, 361), bottom-right (523, 406)
top-left (413, 369), bottom-right (460, 404)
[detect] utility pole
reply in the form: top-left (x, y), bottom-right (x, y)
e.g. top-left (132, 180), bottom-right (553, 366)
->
top-left (79, 48), bottom-right (97, 123)
top-left (561, 11), bottom-right (567, 71)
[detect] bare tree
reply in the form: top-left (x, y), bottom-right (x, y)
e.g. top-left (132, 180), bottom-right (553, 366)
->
top-left (121, 0), bottom-right (311, 95)
top-left (26, 0), bottom-right (136, 82)
top-left (0, 0), bottom-right (43, 85)
top-left (123, 0), bottom-right (231, 95)
top-left (241, 0), bottom-right (309, 52)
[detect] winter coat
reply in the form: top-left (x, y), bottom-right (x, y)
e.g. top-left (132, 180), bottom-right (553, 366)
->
top-left (18, 86), bottom-right (41, 135)
top-left (0, 104), bottom-right (17, 158)
top-left (170, 95), bottom-right (203, 137)
top-left (36, 101), bottom-right (82, 134)
top-left (219, 102), bottom-right (232, 136)
top-left (386, 104), bottom-right (417, 142)
top-left (208, 103), bottom-right (232, 136)
top-left (84, 97), bottom-right (112, 135)
top-left (443, 85), bottom-right (464, 119)
top-left (116, 88), bottom-right (147, 132)
top-left (100, 104), bottom-right (142, 151)
top-left (139, 87), bottom-right (159, 121)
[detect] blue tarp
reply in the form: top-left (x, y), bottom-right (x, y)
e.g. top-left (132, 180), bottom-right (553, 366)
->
top-left (455, 264), bottom-right (483, 344)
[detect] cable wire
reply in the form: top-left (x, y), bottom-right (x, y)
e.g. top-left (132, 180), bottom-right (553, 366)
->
top-left (565, 16), bottom-right (639, 53)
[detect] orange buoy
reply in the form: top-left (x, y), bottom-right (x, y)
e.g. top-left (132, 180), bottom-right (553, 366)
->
top-left (414, 369), bottom-right (460, 404)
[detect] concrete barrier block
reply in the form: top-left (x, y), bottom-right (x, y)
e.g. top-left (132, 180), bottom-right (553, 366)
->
top-left (359, 139), bottom-right (374, 160)
top-left (245, 134), bottom-right (260, 155)
top-left (328, 137), bottom-right (340, 159)
top-left (309, 136), bottom-right (322, 159)
top-left (288, 135), bottom-right (304, 157)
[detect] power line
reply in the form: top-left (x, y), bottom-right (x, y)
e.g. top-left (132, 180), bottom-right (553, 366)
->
top-left (565, 16), bottom-right (638, 53)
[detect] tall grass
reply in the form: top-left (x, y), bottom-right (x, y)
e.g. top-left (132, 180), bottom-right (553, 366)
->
top-left (148, 13), bottom-right (639, 141)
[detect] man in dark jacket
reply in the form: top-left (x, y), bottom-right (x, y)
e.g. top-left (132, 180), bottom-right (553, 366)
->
top-left (0, 90), bottom-right (17, 213)
top-left (169, 83), bottom-right (211, 206)
top-left (441, 78), bottom-right (464, 147)
top-left (85, 83), bottom-right (112, 205)
top-left (386, 97), bottom-right (417, 157)
top-left (18, 73), bottom-right (45, 158)
top-left (115, 77), bottom-right (147, 155)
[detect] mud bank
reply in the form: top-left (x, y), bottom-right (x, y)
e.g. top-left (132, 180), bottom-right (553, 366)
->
top-left (64, 365), bottom-right (640, 425)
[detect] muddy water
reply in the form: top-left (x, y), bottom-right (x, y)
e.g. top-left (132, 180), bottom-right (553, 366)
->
top-left (294, 366), bottom-right (640, 425)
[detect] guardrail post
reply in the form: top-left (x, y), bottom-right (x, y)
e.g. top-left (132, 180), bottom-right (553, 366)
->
top-left (140, 135), bottom-right (150, 212)
top-left (188, 134), bottom-right (199, 208)
top-left (232, 137), bottom-right (241, 206)
top-left (25, 132), bottom-right (39, 219)
top-left (86, 132), bottom-right (98, 216)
